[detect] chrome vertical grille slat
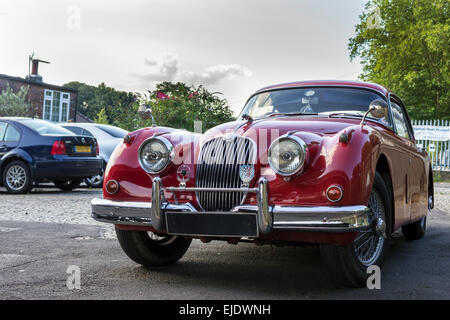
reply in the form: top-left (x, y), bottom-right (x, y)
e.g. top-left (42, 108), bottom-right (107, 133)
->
top-left (196, 136), bottom-right (256, 211)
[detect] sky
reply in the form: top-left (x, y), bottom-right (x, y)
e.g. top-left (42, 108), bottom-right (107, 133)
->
top-left (0, 0), bottom-right (368, 114)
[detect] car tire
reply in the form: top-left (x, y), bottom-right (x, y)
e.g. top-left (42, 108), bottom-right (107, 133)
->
top-left (402, 216), bottom-right (426, 241)
top-left (115, 227), bottom-right (192, 267)
top-left (320, 172), bottom-right (392, 287)
top-left (85, 173), bottom-right (104, 188)
top-left (54, 179), bottom-right (82, 191)
top-left (2, 160), bottom-right (32, 194)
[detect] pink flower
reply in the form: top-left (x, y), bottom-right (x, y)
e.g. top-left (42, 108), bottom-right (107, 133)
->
top-left (188, 91), bottom-right (198, 99)
top-left (156, 91), bottom-right (169, 100)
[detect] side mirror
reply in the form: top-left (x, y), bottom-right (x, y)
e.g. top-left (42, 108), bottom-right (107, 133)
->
top-left (138, 104), bottom-right (152, 120)
top-left (369, 99), bottom-right (389, 119)
top-left (138, 103), bottom-right (156, 126)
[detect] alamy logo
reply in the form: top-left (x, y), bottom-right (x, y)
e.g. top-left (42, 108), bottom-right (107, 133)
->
top-left (367, 6), bottom-right (381, 30)
top-left (66, 265), bottom-right (81, 290)
top-left (366, 265), bottom-right (381, 289)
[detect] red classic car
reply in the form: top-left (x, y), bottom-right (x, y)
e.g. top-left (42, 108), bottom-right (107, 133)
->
top-left (91, 80), bottom-right (433, 287)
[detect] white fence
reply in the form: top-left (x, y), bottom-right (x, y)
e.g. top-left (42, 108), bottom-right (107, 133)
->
top-left (412, 119), bottom-right (450, 171)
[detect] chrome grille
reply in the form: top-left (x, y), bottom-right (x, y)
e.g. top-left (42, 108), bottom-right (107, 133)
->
top-left (196, 136), bottom-right (256, 211)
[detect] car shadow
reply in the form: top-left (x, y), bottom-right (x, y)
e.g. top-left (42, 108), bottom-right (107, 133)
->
top-left (109, 233), bottom-right (408, 299)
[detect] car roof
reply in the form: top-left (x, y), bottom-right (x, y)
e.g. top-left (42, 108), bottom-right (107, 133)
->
top-left (0, 117), bottom-right (31, 121)
top-left (254, 80), bottom-right (390, 97)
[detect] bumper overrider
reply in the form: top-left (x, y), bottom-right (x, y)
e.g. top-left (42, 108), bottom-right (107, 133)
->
top-left (91, 177), bottom-right (370, 238)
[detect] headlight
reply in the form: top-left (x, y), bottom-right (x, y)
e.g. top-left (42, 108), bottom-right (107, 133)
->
top-left (138, 137), bottom-right (173, 174)
top-left (268, 136), bottom-right (307, 176)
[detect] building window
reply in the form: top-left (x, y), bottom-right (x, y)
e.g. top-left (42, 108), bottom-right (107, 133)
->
top-left (43, 90), bottom-right (70, 122)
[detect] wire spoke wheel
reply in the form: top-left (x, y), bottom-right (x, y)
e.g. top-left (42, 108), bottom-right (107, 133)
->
top-left (147, 231), bottom-right (177, 245)
top-left (352, 190), bottom-right (386, 266)
top-left (6, 165), bottom-right (27, 191)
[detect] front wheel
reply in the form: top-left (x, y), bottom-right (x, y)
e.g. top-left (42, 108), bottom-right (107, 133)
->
top-left (115, 228), bottom-right (192, 267)
top-left (320, 172), bottom-right (392, 287)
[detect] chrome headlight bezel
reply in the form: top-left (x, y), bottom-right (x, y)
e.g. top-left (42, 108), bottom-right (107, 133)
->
top-left (138, 136), bottom-right (174, 174)
top-left (268, 135), bottom-right (308, 176)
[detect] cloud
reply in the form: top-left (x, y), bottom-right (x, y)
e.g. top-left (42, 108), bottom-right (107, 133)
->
top-left (135, 54), bottom-right (252, 87)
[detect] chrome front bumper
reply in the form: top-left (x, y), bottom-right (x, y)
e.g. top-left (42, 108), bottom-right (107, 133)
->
top-left (91, 177), bottom-right (370, 236)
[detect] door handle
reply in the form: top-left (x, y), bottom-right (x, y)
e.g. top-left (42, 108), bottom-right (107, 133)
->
top-left (0, 145), bottom-right (7, 151)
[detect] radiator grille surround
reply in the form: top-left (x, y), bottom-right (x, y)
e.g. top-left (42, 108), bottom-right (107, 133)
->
top-left (195, 135), bottom-right (256, 211)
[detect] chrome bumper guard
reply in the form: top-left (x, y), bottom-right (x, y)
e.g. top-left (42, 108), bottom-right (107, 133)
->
top-left (91, 177), bottom-right (370, 236)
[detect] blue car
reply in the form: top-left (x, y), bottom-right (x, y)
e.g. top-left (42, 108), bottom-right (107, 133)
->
top-left (0, 118), bottom-right (103, 194)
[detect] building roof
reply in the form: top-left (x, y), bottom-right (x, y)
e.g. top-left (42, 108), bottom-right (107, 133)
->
top-left (0, 73), bottom-right (78, 93)
top-left (255, 80), bottom-right (390, 97)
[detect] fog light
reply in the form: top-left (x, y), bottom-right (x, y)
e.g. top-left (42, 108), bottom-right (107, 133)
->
top-left (326, 185), bottom-right (343, 202)
top-left (105, 180), bottom-right (120, 194)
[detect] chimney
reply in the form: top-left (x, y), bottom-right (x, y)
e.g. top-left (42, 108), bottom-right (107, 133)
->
top-left (26, 56), bottom-right (50, 83)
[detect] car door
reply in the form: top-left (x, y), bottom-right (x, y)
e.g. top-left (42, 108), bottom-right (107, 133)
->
top-left (0, 121), bottom-right (21, 157)
top-left (390, 97), bottom-right (422, 225)
top-left (0, 121), bottom-right (7, 157)
top-left (393, 97), bottom-right (428, 222)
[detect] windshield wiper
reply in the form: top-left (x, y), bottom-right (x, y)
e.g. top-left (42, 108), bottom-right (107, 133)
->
top-left (267, 112), bottom-right (319, 118)
top-left (327, 113), bottom-right (364, 119)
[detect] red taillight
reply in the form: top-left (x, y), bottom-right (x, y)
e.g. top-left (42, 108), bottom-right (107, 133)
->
top-left (51, 140), bottom-right (67, 155)
top-left (96, 143), bottom-right (99, 155)
top-left (105, 180), bottom-right (119, 194)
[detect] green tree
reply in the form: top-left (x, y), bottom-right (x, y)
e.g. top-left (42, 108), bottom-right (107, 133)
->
top-left (0, 85), bottom-right (32, 117)
top-left (134, 82), bottom-right (235, 132)
top-left (349, 0), bottom-right (449, 120)
top-left (95, 107), bottom-right (109, 124)
top-left (63, 81), bottom-right (136, 122)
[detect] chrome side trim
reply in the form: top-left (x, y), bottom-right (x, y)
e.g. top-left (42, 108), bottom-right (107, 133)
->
top-left (272, 205), bottom-right (370, 232)
top-left (91, 198), bottom-right (152, 226)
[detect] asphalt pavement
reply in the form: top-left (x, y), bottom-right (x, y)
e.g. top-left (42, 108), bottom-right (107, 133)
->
top-left (0, 185), bottom-right (449, 299)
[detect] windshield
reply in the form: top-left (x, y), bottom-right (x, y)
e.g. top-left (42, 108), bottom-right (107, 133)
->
top-left (93, 124), bottom-right (128, 138)
top-left (240, 87), bottom-right (390, 125)
top-left (20, 119), bottom-right (75, 136)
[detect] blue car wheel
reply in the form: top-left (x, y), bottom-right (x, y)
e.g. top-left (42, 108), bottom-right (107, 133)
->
top-left (3, 160), bottom-right (32, 194)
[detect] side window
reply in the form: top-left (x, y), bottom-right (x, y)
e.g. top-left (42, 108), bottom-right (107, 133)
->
top-left (4, 124), bottom-right (21, 142)
top-left (64, 126), bottom-right (83, 135)
top-left (0, 122), bottom-right (7, 141)
top-left (82, 129), bottom-right (94, 137)
top-left (391, 102), bottom-right (410, 139)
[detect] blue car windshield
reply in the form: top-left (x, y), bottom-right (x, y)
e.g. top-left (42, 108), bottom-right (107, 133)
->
top-left (20, 119), bottom-right (75, 136)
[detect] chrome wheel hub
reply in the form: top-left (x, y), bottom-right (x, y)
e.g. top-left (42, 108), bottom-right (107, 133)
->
top-left (6, 165), bottom-right (27, 191)
top-left (86, 174), bottom-right (103, 185)
top-left (352, 190), bottom-right (386, 266)
top-left (147, 232), bottom-right (177, 245)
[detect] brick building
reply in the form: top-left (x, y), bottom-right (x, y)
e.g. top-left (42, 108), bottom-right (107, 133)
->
top-left (0, 59), bottom-right (91, 122)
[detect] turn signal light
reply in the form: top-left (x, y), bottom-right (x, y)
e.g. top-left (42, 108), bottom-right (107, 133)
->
top-left (105, 180), bottom-right (120, 194)
top-left (50, 140), bottom-right (67, 155)
top-left (326, 186), bottom-right (343, 202)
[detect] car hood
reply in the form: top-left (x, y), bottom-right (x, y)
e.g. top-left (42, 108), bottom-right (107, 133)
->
top-left (202, 116), bottom-right (364, 142)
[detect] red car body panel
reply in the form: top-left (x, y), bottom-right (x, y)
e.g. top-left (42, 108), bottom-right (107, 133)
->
top-left (103, 81), bottom-right (431, 244)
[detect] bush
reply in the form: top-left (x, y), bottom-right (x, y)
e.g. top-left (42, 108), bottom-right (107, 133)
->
top-left (0, 85), bottom-right (31, 117)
